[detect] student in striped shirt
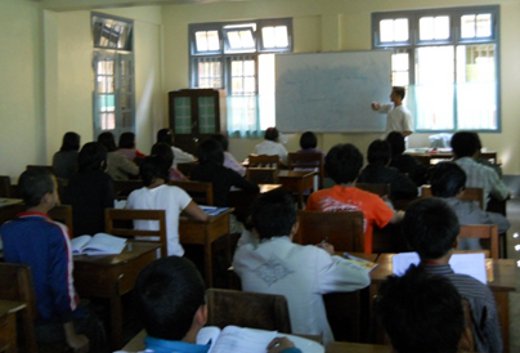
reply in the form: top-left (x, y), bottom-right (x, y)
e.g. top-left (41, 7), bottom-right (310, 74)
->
top-left (402, 198), bottom-right (503, 353)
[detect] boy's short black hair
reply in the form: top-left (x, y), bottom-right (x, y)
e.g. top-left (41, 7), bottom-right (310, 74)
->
top-left (196, 138), bottom-right (224, 165)
top-left (264, 127), bottom-right (279, 141)
top-left (367, 139), bottom-right (391, 165)
top-left (430, 162), bottom-right (466, 198)
top-left (18, 169), bottom-right (55, 207)
top-left (377, 266), bottom-right (464, 353)
top-left (450, 131), bottom-right (480, 158)
top-left (139, 156), bottom-right (169, 186)
top-left (135, 256), bottom-right (206, 341)
top-left (325, 144), bottom-right (363, 184)
top-left (299, 131), bottom-right (318, 150)
top-left (392, 86), bottom-right (406, 100)
top-left (402, 198), bottom-right (460, 259)
top-left (251, 189), bottom-right (296, 240)
top-left (386, 131), bottom-right (405, 156)
top-left (78, 142), bottom-right (107, 173)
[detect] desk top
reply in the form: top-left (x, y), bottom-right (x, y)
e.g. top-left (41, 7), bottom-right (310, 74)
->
top-left (371, 253), bottom-right (517, 291)
top-left (73, 241), bottom-right (160, 266)
top-left (0, 198), bottom-right (23, 209)
top-left (278, 170), bottom-right (316, 178)
top-left (326, 341), bottom-right (389, 353)
top-left (0, 299), bottom-right (26, 316)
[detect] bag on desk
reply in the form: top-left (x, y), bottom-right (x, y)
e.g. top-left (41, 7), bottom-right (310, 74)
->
top-left (71, 233), bottom-right (127, 255)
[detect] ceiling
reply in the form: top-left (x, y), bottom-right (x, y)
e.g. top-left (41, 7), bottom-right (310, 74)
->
top-left (34, 0), bottom-right (252, 12)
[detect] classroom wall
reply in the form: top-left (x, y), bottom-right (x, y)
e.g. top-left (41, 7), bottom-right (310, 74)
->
top-left (0, 0), bottom-right (45, 180)
top-left (0, 0), bottom-right (164, 180)
top-left (1, 0), bottom-right (519, 180)
top-left (161, 0), bottom-right (520, 175)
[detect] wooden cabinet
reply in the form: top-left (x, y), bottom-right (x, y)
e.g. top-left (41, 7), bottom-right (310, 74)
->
top-left (168, 89), bottom-right (225, 154)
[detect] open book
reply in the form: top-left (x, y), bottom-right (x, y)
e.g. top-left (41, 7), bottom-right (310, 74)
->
top-left (343, 252), bottom-right (378, 272)
top-left (196, 326), bottom-right (323, 353)
top-left (392, 252), bottom-right (487, 284)
top-left (200, 205), bottom-right (229, 217)
top-left (71, 233), bottom-right (127, 255)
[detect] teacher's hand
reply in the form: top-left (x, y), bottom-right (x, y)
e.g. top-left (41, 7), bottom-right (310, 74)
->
top-left (371, 101), bottom-right (380, 111)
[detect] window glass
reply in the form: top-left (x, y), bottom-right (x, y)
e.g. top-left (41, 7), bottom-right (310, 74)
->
top-left (380, 18), bottom-right (409, 42)
top-left (419, 16), bottom-right (449, 40)
top-left (262, 26), bottom-right (289, 48)
top-left (195, 30), bottom-right (220, 52)
top-left (461, 13), bottom-right (492, 39)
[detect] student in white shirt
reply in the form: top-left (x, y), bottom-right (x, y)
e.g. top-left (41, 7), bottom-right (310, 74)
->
top-left (156, 128), bottom-right (197, 166)
top-left (253, 127), bottom-right (288, 164)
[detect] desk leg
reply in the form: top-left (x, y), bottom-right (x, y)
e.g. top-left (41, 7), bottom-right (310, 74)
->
top-left (0, 313), bottom-right (17, 353)
top-left (494, 290), bottom-right (509, 353)
top-left (205, 242), bottom-right (213, 288)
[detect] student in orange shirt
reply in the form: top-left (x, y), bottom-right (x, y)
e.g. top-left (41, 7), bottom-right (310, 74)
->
top-left (306, 143), bottom-right (403, 253)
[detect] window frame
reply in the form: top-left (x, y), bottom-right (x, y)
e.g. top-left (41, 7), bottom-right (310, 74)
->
top-left (188, 18), bottom-right (292, 136)
top-left (372, 6), bottom-right (500, 133)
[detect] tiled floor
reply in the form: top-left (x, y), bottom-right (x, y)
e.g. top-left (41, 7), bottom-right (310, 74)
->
top-left (505, 197), bottom-right (520, 352)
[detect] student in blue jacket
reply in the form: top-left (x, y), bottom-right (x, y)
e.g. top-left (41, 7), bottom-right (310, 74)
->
top-left (0, 168), bottom-right (105, 352)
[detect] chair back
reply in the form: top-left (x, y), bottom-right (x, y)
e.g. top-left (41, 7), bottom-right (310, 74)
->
top-left (421, 185), bottom-right (484, 209)
top-left (48, 204), bottom-right (74, 238)
top-left (248, 154), bottom-right (280, 168)
top-left (206, 288), bottom-right (292, 333)
top-left (458, 224), bottom-right (499, 259)
top-left (295, 210), bottom-right (364, 252)
top-left (169, 180), bottom-right (214, 205)
top-left (0, 176), bottom-right (11, 197)
top-left (113, 180), bottom-right (144, 200)
top-left (287, 152), bottom-right (324, 189)
top-left (356, 183), bottom-right (390, 198)
top-left (105, 208), bottom-right (168, 257)
top-left (0, 263), bottom-right (38, 353)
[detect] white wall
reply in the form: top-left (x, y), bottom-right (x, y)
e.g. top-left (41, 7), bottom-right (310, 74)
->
top-left (0, 0), bottom-right (45, 181)
top-left (161, 0), bottom-right (520, 174)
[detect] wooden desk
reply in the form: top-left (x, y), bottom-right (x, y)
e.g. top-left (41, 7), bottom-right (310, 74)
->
top-left (179, 208), bottom-right (233, 288)
top-left (0, 198), bottom-right (23, 225)
top-left (370, 254), bottom-right (517, 353)
top-left (0, 300), bottom-right (26, 353)
top-left (73, 242), bottom-right (160, 349)
top-left (327, 341), bottom-right (389, 353)
top-left (277, 170), bottom-right (316, 208)
top-left (406, 150), bottom-right (497, 166)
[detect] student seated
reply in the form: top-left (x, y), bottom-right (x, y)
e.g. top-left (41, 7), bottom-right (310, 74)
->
top-left (118, 131), bottom-right (145, 162)
top-left (297, 131), bottom-right (323, 155)
top-left (63, 142), bottom-right (115, 236)
top-left (402, 198), bottom-right (502, 353)
top-left (121, 256), bottom-right (301, 353)
top-left (451, 131), bottom-right (509, 208)
top-left (377, 266), bottom-right (466, 353)
top-left (191, 138), bottom-right (259, 207)
top-left (52, 131), bottom-right (80, 180)
top-left (306, 143), bottom-right (403, 254)
top-left (233, 189), bottom-right (371, 343)
top-left (385, 131), bottom-right (428, 187)
top-left (253, 127), bottom-right (288, 165)
top-left (126, 156), bottom-right (209, 256)
top-left (430, 162), bottom-right (510, 250)
top-left (212, 133), bottom-right (246, 177)
top-left (0, 169), bottom-right (106, 352)
top-left (98, 131), bottom-right (139, 181)
top-left (156, 128), bottom-right (196, 166)
top-left (358, 139), bottom-right (418, 200)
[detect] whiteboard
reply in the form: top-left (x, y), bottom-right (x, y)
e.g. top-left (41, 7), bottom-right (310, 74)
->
top-left (275, 51), bottom-right (392, 132)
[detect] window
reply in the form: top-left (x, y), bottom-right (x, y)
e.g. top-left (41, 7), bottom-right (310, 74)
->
top-left (189, 18), bottom-right (292, 136)
top-left (373, 6), bottom-right (499, 132)
top-left (92, 13), bottom-right (135, 138)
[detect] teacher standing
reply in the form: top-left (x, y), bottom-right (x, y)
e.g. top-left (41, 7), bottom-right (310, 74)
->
top-left (371, 86), bottom-right (413, 137)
